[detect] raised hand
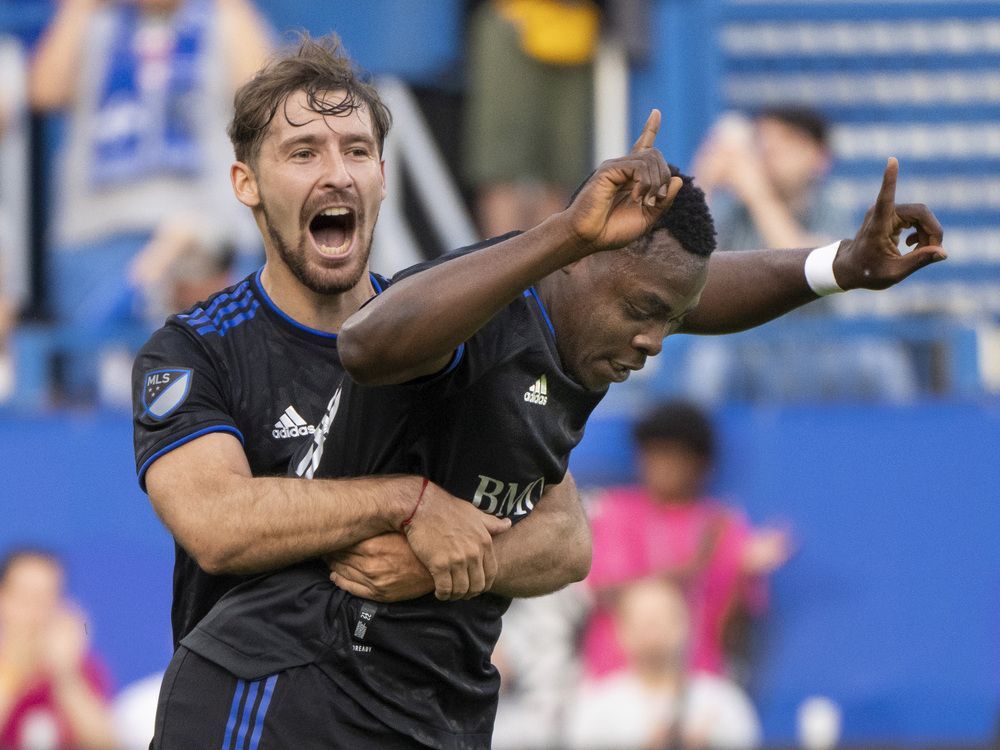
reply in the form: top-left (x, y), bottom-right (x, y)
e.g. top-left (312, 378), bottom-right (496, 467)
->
top-left (402, 481), bottom-right (511, 601)
top-left (565, 109), bottom-right (683, 253)
top-left (833, 157), bottom-right (947, 290)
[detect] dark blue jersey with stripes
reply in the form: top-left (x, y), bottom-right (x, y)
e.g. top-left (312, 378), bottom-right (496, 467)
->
top-left (131, 269), bottom-right (386, 648)
top-left (181, 241), bottom-right (607, 749)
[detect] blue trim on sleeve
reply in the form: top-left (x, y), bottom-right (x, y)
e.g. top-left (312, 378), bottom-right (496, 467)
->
top-left (523, 286), bottom-right (556, 337)
top-left (369, 272), bottom-right (384, 293)
top-left (138, 425), bottom-right (245, 491)
top-left (442, 342), bottom-right (465, 375)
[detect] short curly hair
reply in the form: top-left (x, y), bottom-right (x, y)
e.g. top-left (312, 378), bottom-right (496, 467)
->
top-left (568, 166), bottom-right (716, 259)
top-left (626, 167), bottom-right (716, 259)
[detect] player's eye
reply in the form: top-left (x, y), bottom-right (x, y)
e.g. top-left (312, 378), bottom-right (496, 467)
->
top-left (624, 301), bottom-right (651, 321)
top-left (292, 149), bottom-right (314, 160)
top-left (348, 147), bottom-right (371, 158)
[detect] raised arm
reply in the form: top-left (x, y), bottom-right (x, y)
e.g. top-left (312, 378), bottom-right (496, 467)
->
top-left (328, 473), bottom-right (592, 601)
top-left (681, 158), bottom-right (947, 335)
top-left (339, 110), bottom-right (681, 385)
top-left (28, 0), bottom-right (98, 111)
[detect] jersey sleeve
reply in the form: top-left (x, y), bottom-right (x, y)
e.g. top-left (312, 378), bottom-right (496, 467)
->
top-left (132, 323), bottom-right (243, 491)
top-left (389, 232), bottom-right (526, 391)
top-left (406, 301), bottom-right (528, 398)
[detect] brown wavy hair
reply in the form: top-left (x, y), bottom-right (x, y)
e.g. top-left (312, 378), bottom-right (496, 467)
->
top-left (228, 33), bottom-right (392, 165)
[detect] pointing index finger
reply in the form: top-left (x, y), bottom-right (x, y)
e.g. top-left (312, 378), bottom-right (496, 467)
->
top-left (874, 156), bottom-right (899, 220)
top-left (631, 109), bottom-right (661, 153)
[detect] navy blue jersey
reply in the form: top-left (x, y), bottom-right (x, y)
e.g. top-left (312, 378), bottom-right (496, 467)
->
top-left (131, 269), bottom-right (386, 647)
top-left (182, 241), bottom-right (607, 749)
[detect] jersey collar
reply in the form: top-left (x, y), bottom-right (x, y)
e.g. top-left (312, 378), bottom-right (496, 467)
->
top-left (252, 268), bottom-right (385, 343)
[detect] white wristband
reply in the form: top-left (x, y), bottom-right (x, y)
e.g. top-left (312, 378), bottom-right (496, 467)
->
top-left (804, 241), bottom-right (845, 296)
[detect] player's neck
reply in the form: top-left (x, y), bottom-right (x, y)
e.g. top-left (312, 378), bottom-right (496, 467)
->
top-left (260, 263), bottom-right (375, 335)
top-left (534, 274), bottom-right (561, 332)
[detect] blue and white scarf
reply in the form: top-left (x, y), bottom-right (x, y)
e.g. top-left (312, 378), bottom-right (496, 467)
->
top-left (90, 0), bottom-right (211, 187)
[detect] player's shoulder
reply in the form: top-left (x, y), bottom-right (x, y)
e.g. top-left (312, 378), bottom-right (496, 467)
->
top-left (142, 273), bottom-right (265, 354)
top-left (390, 232), bottom-right (522, 283)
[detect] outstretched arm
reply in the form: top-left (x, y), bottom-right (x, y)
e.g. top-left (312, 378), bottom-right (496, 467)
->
top-left (681, 158), bottom-right (947, 335)
top-left (328, 473), bottom-right (592, 601)
top-left (339, 110), bottom-right (681, 385)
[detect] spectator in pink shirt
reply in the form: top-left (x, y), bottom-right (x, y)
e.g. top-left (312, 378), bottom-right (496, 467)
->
top-left (584, 401), bottom-right (792, 679)
top-left (0, 550), bottom-right (116, 750)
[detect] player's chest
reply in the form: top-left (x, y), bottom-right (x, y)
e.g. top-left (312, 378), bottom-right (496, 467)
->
top-left (229, 342), bottom-right (343, 474)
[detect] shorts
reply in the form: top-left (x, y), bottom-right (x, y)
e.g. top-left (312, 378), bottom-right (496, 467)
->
top-left (463, 2), bottom-right (593, 190)
top-left (152, 646), bottom-right (426, 749)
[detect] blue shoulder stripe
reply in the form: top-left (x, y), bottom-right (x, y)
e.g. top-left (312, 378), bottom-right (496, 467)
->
top-left (181, 282), bottom-right (261, 337)
top-left (184, 288), bottom-right (255, 328)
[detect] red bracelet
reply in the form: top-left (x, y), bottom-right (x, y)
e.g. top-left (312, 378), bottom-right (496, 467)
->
top-left (401, 478), bottom-right (430, 530)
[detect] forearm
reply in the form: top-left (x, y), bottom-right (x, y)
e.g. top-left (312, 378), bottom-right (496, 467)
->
top-left (489, 475), bottom-right (592, 598)
top-left (51, 674), bottom-right (116, 750)
top-left (219, 0), bottom-right (273, 89)
top-left (150, 470), bottom-right (417, 576)
top-left (28, 0), bottom-right (96, 110)
top-left (680, 247), bottom-right (822, 334)
top-left (339, 213), bottom-right (585, 384)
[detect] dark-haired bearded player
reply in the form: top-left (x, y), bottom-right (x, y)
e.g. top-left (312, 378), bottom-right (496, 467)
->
top-left (159, 87), bottom-right (947, 747)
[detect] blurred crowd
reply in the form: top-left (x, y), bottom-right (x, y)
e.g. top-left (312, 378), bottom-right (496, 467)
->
top-left (0, 0), bottom-right (969, 410)
top-left (1, 0), bottom-right (272, 407)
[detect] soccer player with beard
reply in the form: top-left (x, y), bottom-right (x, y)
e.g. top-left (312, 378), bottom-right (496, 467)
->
top-left (132, 37), bottom-right (596, 748)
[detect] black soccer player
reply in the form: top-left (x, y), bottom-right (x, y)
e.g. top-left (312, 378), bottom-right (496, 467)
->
top-left (162, 104), bottom-right (946, 747)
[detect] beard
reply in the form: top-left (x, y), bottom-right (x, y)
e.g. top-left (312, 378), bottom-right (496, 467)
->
top-left (260, 200), bottom-right (375, 296)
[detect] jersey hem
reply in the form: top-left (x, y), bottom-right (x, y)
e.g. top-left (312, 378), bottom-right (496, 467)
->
top-left (180, 627), bottom-right (325, 682)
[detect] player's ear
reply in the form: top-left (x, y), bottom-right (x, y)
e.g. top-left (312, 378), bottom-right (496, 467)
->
top-left (379, 159), bottom-right (387, 200)
top-left (232, 161), bottom-right (261, 209)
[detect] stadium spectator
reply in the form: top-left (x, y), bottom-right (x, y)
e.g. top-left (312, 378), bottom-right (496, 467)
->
top-left (0, 550), bottom-right (116, 750)
top-left (463, 0), bottom-right (598, 237)
top-left (584, 400), bottom-right (792, 680)
top-left (692, 105), bottom-right (851, 251)
top-left (688, 107), bottom-right (919, 402)
top-left (28, 0), bottom-right (271, 402)
top-left (566, 578), bottom-right (762, 750)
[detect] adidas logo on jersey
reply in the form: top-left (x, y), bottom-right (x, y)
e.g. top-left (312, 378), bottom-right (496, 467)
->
top-left (523, 374), bottom-right (548, 405)
top-left (272, 405), bottom-right (316, 439)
